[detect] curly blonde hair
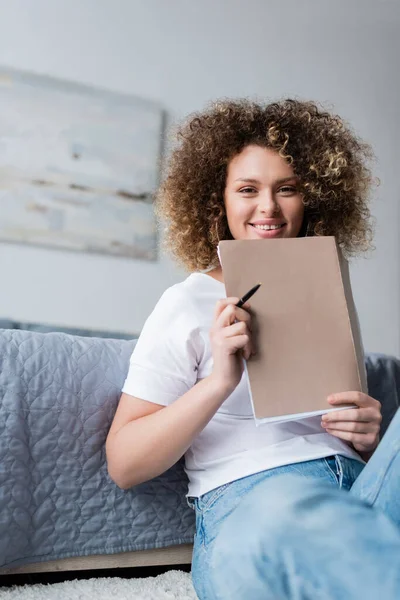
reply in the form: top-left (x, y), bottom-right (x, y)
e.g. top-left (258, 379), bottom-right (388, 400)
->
top-left (156, 98), bottom-right (375, 271)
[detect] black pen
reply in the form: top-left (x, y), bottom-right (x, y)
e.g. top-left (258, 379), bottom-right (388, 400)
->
top-left (236, 283), bottom-right (262, 308)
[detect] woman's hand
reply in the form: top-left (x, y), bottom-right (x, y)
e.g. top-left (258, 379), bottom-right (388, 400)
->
top-left (210, 297), bottom-right (253, 394)
top-left (321, 392), bottom-right (382, 456)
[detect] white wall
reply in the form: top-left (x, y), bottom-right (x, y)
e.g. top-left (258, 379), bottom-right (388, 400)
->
top-left (0, 0), bottom-right (398, 353)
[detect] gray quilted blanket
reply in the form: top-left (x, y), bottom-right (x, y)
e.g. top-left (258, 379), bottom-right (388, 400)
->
top-left (0, 328), bottom-right (399, 569)
top-left (0, 329), bottom-right (195, 569)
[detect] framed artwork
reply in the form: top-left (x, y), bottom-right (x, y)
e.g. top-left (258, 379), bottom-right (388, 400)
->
top-left (0, 67), bottom-right (164, 260)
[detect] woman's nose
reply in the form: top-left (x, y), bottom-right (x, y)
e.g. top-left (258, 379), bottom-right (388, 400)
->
top-left (258, 191), bottom-right (280, 215)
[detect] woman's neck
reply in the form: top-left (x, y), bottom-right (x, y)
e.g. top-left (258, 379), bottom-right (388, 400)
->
top-left (206, 267), bottom-right (224, 283)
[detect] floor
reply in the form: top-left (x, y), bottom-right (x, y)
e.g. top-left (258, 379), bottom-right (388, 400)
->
top-left (0, 563), bottom-right (192, 589)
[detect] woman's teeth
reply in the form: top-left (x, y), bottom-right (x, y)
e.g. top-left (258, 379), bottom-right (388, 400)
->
top-left (252, 224), bottom-right (284, 231)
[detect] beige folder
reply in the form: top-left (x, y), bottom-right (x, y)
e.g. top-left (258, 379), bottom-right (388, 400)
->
top-left (218, 237), bottom-right (367, 424)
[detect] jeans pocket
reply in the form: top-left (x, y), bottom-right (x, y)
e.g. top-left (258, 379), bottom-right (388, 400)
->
top-left (197, 482), bottom-right (231, 513)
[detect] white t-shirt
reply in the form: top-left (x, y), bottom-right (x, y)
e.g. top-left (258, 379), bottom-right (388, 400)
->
top-left (122, 272), bottom-right (364, 497)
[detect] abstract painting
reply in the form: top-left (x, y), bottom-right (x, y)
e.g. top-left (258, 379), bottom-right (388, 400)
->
top-left (0, 67), bottom-right (164, 260)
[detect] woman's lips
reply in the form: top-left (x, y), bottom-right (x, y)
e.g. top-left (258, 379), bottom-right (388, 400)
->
top-left (249, 223), bottom-right (287, 238)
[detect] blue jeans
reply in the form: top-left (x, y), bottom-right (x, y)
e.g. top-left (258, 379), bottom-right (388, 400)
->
top-left (190, 409), bottom-right (400, 599)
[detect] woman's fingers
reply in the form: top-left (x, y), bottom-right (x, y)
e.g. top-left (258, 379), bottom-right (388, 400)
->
top-left (322, 407), bottom-right (381, 425)
top-left (223, 322), bottom-right (252, 359)
top-left (322, 420), bottom-right (380, 434)
top-left (324, 428), bottom-right (378, 451)
top-left (327, 392), bottom-right (381, 410)
top-left (223, 321), bottom-right (249, 338)
top-left (215, 300), bottom-right (252, 328)
top-left (212, 298), bottom-right (253, 360)
top-left (322, 392), bottom-right (382, 453)
top-left (211, 308), bottom-right (252, 359)
top-left (213, 297), bottom-right (238, 320)
top-left (224, 335), bottom-right (251, 359)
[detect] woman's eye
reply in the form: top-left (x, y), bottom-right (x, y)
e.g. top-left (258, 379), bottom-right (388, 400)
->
top-left (239, 187), bottom-right (257, 194)
top-left (279, 186), bottom-right (297, 195)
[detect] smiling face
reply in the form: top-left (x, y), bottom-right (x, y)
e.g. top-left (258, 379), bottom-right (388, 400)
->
top-left (224, 145), bottom-right (305, 240)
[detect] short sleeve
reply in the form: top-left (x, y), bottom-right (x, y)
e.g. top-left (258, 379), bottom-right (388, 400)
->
top-left (122, 285), bottom-right (203, 406)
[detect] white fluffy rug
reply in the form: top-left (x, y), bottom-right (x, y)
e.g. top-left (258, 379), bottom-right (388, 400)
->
top-left (0, 570), bottom-right (198, 600)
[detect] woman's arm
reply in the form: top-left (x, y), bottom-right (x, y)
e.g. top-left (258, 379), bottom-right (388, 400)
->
top-left (106, 297), bottom-right (253, 489)
top-left (106, 375), bottom-right (231, 489)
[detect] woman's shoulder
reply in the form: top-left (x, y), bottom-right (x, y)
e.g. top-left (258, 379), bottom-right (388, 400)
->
top-left (152, 272), bottom-right (224, 327)
top-left (160, 272), bottom-right (224, 305)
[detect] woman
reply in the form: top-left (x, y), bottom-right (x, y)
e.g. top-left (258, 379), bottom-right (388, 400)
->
top-left (106, 99), bottom-right (400, 599)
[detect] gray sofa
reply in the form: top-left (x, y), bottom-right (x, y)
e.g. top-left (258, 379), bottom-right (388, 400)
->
top-left (0, 328), bottom-right (194, 574)
top-left (0, 326), bottom-right (399, 574)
